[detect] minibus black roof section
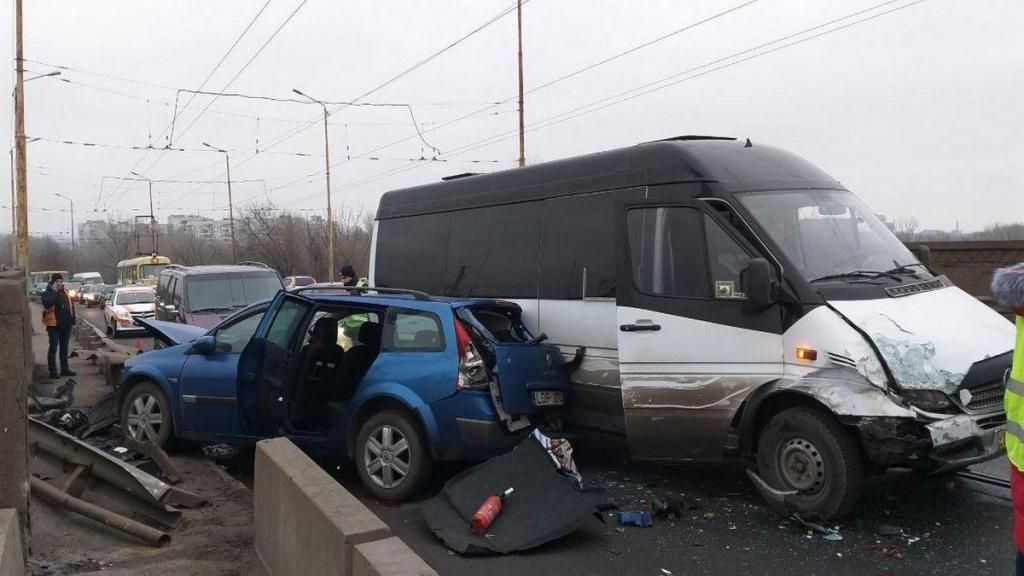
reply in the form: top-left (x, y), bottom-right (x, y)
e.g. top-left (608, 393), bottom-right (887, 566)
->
top-left (377, 137), bottom-right (843, 219)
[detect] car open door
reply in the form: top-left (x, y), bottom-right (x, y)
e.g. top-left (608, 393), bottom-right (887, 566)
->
top-left (615, 197), bottom-right (785, 461)
top-left (237, 293), bottom-right (313, 436)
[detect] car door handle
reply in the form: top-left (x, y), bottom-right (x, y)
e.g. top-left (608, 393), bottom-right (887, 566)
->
top-left (619, 323), bottom-right (661, 332)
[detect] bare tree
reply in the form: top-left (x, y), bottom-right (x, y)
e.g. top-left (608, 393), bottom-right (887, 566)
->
top-left (893, 218), bottom-right (920, 241)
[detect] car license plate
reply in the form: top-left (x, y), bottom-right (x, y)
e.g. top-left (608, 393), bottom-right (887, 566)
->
top-left (533, 391), bottom-right (564, 407)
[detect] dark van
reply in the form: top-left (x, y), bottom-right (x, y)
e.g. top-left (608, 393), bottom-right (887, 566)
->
top-left (155, 263), bottom-right (284, 329)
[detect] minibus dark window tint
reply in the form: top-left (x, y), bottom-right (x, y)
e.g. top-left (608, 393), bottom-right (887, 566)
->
top-left (626, 207), bottom-right (707, 298)
top-left (374, 213), bottom-right (449, 295)
top-left (703, 214), bottom-right (752, 300)
top-left (444, 204), bottom-right (540, 298)
top-left (539, 194), bottom-right (618, 299)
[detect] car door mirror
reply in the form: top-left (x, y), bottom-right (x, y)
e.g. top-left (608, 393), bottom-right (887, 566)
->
top-left (188, 335), bottom-right (216, 355)
top-left (742, 258), bottom-right (778, 308)
top-left (164, 304), bottom-right (177, 314)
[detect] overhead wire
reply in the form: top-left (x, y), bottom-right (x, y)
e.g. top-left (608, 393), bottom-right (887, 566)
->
top-left (279, 0), bottom-right (929, 206)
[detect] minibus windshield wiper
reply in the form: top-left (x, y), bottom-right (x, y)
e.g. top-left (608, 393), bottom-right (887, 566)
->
top-left (810, 270), bottom-right (903, 283)
top-left (884, 261), bottom-right (928, 276)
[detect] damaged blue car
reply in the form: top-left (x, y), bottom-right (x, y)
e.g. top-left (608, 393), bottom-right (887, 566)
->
top-left (119, 286), bottom-right (572, 500)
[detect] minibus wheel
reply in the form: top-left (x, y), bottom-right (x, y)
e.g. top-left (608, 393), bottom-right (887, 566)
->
top-left (756, 406), bottom-right (863, 519)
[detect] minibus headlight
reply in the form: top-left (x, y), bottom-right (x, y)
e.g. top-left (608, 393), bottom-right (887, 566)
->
top-left (900, 389), bottom-right (952, 411)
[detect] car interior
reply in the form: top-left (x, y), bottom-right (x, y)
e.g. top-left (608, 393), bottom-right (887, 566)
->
top-left (288, 308), bottom-right (383, 432)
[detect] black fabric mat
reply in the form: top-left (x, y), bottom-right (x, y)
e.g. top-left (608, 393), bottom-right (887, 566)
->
top-left (422, 436), bottom-right (605, 555)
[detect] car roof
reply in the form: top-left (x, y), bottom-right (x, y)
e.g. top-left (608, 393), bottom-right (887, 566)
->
top-left (114, 286), bottom-right (154, 292)
top-left (161, 264), bottom-right (278, 276)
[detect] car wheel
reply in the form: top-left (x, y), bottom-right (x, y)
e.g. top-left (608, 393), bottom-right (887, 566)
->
top-left (756, 407), bottom-right (863, 519)
top-left (355, 410), bottom-right (431, 502)
top-left (121, 381), bottom-right (174, 448)
top-left (110, 318), bottom-right (119, 338)
top-left (106, 319), bottom-right (113, 336)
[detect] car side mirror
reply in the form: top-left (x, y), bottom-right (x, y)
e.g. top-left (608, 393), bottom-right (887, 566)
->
top-left (742, 258), bottom-right (778, 308)
top-left (164, 304), bottom-right (177, 314)
top-left (188, 335), bottom-right (216, 355)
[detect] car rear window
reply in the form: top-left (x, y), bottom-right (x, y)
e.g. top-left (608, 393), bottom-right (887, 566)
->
top-left (465, 307), bottom-right (531, 343)
top-left (186, 272), bottom-right (282, 313)
top-left (384, 309), bottom-right (444, 352)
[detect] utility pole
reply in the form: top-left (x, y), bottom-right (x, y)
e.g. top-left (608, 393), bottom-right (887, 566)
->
top-left (131, 171), bottom-right (158, 254)
top-left (55, 194), bottom-right (74, 268)
top-left (201, 144), bottom-right (237, 262)
top-left (516, 0), bottom-right (525, 168)
top-left (13, 0), bottom-right (28, 281)
top-left (293, 89), bottom-right (335, 282)
top-left (9, 150), bottom-right (15, 263)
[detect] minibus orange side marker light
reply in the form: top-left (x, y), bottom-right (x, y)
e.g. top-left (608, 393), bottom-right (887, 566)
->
top-left (796, 348), bottom-right (818, 361)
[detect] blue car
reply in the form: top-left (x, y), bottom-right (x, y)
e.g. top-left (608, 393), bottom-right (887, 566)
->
top-left (119, 287), bottom-right (571, 500)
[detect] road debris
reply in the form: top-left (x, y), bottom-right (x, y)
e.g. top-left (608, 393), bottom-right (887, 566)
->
top-left (877, 524), bottom-right (903, 536)
top-left (616, 510), bottom-right (653, 528)
top-left (422, 432), bottom-right (609, 554)
top-left (866, 544), bottom-right (904, 560)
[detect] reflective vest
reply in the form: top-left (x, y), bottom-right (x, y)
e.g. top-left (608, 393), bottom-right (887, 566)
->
top-left (1004, 314), bottom-right (1024, 471)
top-left (41, 289), bottom-right (74, 328)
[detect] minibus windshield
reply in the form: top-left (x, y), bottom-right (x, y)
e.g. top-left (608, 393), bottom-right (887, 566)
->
top-left (736, 189), bottom-right (930, 283)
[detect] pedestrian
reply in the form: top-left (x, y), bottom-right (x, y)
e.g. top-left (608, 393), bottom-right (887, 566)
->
top-left (340, 264), bottom-right (358, 287)
top-left (992, 263), bottom-right (1024, 575)
top-left (40, 272), bottom-right (77, 379)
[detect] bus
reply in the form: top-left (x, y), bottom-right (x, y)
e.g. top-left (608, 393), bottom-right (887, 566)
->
top-left (31, 270), bottom-right (69, 285)
top-left (117, 255), bottom-right (171, 286)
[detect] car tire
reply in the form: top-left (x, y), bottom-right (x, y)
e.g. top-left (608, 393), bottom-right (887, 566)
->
top-left (120, 381), bottom-right (174, 448)
top-left (354, 410), bottom-right (431, 502)
top-left (756, 406), bottom-right (863, 520)
top-left (109, 318), bottom-right (119, 338)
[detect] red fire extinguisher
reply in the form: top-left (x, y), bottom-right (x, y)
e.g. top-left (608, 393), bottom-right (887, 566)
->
top-left (470, 487), bottom-right (514, 535)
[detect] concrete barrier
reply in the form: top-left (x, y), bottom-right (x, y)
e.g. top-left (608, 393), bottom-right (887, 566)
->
top-left (254, 438), bottom-right (392, 576)
top-left (353, 538), bottom-right (437, 576)
top-left (0, 509), bottom-right (24, 576)
top-left (0, 271), bottom-right (32, 558)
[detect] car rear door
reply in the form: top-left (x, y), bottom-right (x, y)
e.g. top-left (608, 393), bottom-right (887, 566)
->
top-left (237, 293), bottom-right (314, 436)
top-left (615, 198), bottom-right (785, 461)
top-left (458, 303), bottom-right (570, 418)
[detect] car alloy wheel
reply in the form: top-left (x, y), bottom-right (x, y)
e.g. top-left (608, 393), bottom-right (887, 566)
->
top-left (363, 424), bottom-right (411, 489)
top-left (126, 393), bottom-right (164, 443)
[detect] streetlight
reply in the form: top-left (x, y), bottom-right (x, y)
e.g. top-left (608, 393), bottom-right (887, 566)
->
top-left (55, 193), bottom-right (74, 268)
top-left (293, 88), bottom-right (335, 283)
top-left (202, 143), bottom-right (238, 262)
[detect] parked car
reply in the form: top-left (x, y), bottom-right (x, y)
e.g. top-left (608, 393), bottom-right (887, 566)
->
top-left (371, 136), bottom-right (1016, 518)
top-left (65, 281), bottom-right (83, 300)
top-left (120, 287), bottom-right (571, 500)
top-left (155, 263), bottom-right (284, 329)
top-left (29, 282), bottom-right (47, 298)
top-left (283, 276), bottom-right (317, 291)
top-left (105, 286), bottom-right (156, 337)
top-left (96, 284), bottom-right (121, 308)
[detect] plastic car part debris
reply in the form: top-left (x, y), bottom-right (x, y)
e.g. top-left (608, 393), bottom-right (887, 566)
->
top-left (823, 532), bottom-right (843, 541)
top-left (531, 429), bottom-right (581, 485)
top-left (791, 513), bottom-right (829, 534)
top-left (745, 468), bottom-right (798, 516)
top-left (616, 511), bottom-right (653, 528)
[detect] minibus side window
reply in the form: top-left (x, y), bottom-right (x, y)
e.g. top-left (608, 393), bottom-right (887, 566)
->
top-left (626, 207), bottom-right (707, 298)
top-left (703, 214), bottom-right (753, 300)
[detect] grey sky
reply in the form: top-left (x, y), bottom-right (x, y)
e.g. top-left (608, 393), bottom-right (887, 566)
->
top-left (1, 0), bottom-right (1021, 240)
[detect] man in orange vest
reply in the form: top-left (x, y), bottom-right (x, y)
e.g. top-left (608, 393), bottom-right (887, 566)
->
top-left (40, 273), bottom-right (76, 379)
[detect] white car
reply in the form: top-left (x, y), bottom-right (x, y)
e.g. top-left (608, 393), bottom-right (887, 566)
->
top-left (105, 286), bottom-right (156, 337)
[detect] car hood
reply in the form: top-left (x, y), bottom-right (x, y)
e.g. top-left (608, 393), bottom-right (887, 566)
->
top-left (829, 285), bottom-right (1015, 394)
top-left (135, 318), bottom-right (206, 346)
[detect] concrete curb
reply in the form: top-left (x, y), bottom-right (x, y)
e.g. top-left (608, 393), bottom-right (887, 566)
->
top-left (254, 438), bottom-right (437, 576)
top-left (0, 509), bottom-right (24, 576)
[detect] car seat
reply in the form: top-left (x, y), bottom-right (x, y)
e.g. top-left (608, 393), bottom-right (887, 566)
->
top-left (333, 321), bottom-right (382, 402)
top-left (291, 317), bottom-right (344, 429)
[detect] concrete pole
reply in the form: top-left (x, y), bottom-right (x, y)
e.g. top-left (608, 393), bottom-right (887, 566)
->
top-left (225, 153), bottom-right (237, 263)
top-left (10, 150), bottom-right (15, 264)
top-left (14, 0), bottom-right (29, 283)
top-left (323, 105), bottom-right (334, 283)
top-left (0, 269), bottom-right (31, 554)
top-left (516, 0), bottom-right (525, 168)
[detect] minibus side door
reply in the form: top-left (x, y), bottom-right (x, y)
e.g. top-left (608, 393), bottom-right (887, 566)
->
top-left (615, 199), bottom-right (785, 461)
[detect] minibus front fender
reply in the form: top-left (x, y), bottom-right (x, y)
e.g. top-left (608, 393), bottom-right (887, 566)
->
top-left (736, 368), bottom-right (914, 457)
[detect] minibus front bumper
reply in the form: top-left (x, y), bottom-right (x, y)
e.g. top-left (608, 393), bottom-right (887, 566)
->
top-left (853, 409), bottom-right (1006, 472)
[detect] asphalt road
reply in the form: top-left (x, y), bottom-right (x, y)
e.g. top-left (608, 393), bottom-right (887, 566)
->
top-left (332, 441), bottom-right (1015, 576)
top-left (79, 303), bottom-right (156, 352)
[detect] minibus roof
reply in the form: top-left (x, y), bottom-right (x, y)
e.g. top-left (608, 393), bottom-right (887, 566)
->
top-left (377, 137), bottom-right (842, 219)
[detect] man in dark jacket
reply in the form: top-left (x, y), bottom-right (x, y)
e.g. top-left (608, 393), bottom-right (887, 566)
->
top-left (340, 264), bottom-right (358, 287)
top-left (41, 273), bottom-right (76, 379)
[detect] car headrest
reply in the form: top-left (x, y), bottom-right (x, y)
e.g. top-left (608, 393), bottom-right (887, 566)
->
top-left (310, 317), bottom-right (338, 345)
top-left (357, 321), bottom-right (382, 346)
